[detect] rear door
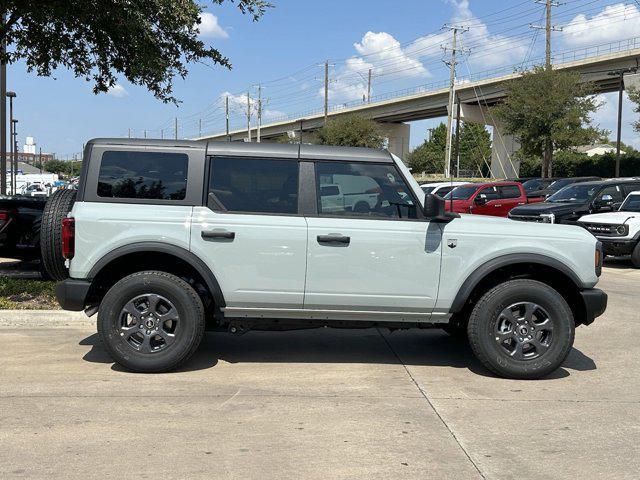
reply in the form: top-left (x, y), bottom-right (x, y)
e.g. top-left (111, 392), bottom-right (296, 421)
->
top-left (190, 154), bottom-right (308, 312)
top-left (304, 160), bottom-right (442, 317)
top-left (497, 184), bottom-right (524, 216)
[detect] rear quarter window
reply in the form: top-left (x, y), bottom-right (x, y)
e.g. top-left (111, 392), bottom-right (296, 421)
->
top-left (97, 151), bottom-right (188, 200)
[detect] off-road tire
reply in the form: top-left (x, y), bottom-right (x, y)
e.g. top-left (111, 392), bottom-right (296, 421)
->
top-left (40, 189), bottom-right (77, 280)
top-left (631, 242), bottom-right (640, 268)
top-left (98, 271), bottom-right (205, 373)
top-left (467, 279), bottom-right (574, 379)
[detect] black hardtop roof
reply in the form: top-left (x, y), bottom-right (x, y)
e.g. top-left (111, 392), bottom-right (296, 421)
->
top-left (569, 178), bottom-right (640, 187)
top-left (85, 138), bottom-right (393, 163)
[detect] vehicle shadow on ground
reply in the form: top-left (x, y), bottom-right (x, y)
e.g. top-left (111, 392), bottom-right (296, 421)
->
top-left (80, 328), bottom-right (596, 379)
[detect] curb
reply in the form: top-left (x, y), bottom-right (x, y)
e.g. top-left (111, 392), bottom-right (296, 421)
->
top-left (0, 310), bottom-right (96, 327)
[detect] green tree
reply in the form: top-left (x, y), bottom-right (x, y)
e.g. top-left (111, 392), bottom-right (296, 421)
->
top-left (315, 115), bottom-right (385, 149)
top-left (494, 66), bottom-right (605, 178)
top-left (1, 1), bottom-right (271, 103)
top-left (42, 160), bottom-right (69, 175)
top-left (630, 88), bottom-right (640, 135)
top-left (458, 122), bottom-right (491, 176)
top-left (405, 123), bottom-right (447, 175)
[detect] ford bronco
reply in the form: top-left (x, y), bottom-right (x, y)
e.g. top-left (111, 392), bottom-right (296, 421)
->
top-left (52, 139), bottom-right (607, 378)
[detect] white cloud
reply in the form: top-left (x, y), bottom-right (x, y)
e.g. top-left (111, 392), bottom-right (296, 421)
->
top-left (198, 12), bottom-right (229, 39)
top-left (219, 91), bottom-right (285, 121)
top-left (107, 83), bottom-right (128, 98)
top-left (325, 0), bottom-right (530, 103)
top-left (561, 3), bottom-right (639, 47)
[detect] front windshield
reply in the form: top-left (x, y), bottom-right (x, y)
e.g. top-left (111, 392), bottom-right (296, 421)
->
top-left (547, 179), bottom-right (573, 191)
top-left (522, 179), bottom-right (541, 191)
top-left (444, 185), bottom-right (476, 200)
top-left (621, 194), bottom-right (640, 212)
top-left (547, 184), bottom-right (600, 203)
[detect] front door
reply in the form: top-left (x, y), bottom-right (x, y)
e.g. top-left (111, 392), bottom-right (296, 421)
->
top-left (304, 160), bottom-right (442, 315)
top-left (190, 155), bottom-right (307, 310)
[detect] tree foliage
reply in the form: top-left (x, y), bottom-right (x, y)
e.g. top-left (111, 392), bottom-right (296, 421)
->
top-left (1, 1), bottom-right (271, 103)
top-left (519, 150), bottom-right (640, 178)
top-left (406, 122), bottom-right (491, 176)
top-left (493, 66), bottom-right (605, 177)
top-left (43, 160), bottom-right (82, 177)
top-left (630, 87), bottom-right (640, 134)
top-left (315, 115), bottom-right (386, 149)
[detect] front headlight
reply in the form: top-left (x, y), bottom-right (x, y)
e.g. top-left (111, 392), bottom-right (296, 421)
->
top-left (615, 225), bottom-right (628, 236)
top-left (540, 213), bottom-right (555, 223)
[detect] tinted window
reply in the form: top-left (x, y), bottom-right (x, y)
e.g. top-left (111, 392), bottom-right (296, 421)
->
top-left (478, 186), bottom-right (500, 200)
top-left (208, 157), bottom-right (298, 214)
top-left (598, 185), bottom-right (623, 203)
top-left (499, 185), bottom-right (521, 199)
top-left (445, 185), bottom-right (476, 200)
top-left (98, 151), bottom-right (188, 200)
top-left (315, 162), bottom-right (417, 219)
top-left (621, 183), bottom-right (640, 197)
top-left (547, 184), bottom-right (601, 203)
top-left (421, 186), bottom-right (435, 194)
top-left (621, 194), bottom-right (640, 212)
top-left (436, 186), bottom-right (453, 197)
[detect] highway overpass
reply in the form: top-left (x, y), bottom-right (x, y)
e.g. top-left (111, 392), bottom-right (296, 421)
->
top-left (199, 38), bottom-right (640, 178)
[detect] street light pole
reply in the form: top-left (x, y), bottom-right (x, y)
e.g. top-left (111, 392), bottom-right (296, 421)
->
top-left (11, 119), bottom-right (17, 194)
top-left (6, 91), bottom-right (15, 194)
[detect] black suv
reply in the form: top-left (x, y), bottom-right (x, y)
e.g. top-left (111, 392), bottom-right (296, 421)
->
top-left (508, 178), bottom-right (640, 224)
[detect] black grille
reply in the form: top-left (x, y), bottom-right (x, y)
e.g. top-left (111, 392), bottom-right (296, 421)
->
top-left (582, 223), bottom-right (625, 236)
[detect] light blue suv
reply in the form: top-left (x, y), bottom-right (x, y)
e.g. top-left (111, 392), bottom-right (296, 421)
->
top-left (51, 139), bottom-right (607, 378)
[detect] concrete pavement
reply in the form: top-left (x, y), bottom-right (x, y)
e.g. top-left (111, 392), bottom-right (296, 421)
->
top-left (1, 263), bottom-right (639, 479)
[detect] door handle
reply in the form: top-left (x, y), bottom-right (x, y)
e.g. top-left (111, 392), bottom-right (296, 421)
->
top-left (317, 234), bottom-right (350, 246)
top-left (494, 204), bottom-right (502, 207)
top-left (201, 229), bottom-right (235, 240)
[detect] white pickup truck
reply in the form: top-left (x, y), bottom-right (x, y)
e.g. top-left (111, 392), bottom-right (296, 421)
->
top-left (48, 139), bottom-right (607, 379)
top-left (579, 190), bottom-right (640, 267)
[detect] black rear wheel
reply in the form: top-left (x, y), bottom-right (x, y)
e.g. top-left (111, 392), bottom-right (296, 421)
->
top-left (467, 279), bottom-right (574, 379)
top-left (98, 271), bottom-right (205, 373)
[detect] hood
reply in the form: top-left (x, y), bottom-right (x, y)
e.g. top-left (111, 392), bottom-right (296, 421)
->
top-left (579, 211), bottom-right (640, 225)
top-left (509, 201), bottom-right (586, 216)
top-left (448, 212), bottom-right (595, 242)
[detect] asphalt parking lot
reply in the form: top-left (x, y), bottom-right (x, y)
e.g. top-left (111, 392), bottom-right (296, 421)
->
top-left (1, 261), bottom-right (639, 480)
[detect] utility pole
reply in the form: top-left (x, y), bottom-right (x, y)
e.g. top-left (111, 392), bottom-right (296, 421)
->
top-left (11, 119), bottom-right (17, 194)
top-left (160, 129), bottom-right (164, 139)
top-left (128, 128), bottom-right (131, 139)
top-left (7, 91), bottom-right (15, 193)
top-left (324, 61), bottom-right (329, 124)
top-left (367, 68), bottom-right (372, 103)
top-left (246, 90), bottom-right (252, 142)
top-left (225, 96), bottom-right (230, 141)
top-left (607, 67), bottom-right (638, 177)
top-left (256, 84), bottom-right (262, 143)
top-left (143, 130), bottom-right (147, 139)
top-left (442, 25), bottom-right (468, 178)
top-left (531, 1), bottom-right (562, 71)
top-left (0, 20), bottom-right (5, 195)
top-left (174, 117), bottom-right (178, 140)
top-left (198, 118), bottom-right (202, 138)
top-left (39, 147), bottom-right (42, 174)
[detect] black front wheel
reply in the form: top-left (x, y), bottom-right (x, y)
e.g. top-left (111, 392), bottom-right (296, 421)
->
top-left (467, 279), bottom-right (574, 379)
top-left (98, 271), bottom-right (205, 373)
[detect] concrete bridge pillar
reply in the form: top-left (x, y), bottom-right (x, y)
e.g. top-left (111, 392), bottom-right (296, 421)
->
top-left (457, 104), bottom-right (520, 178)
top-left (378, 122), bottom-right (410, 160)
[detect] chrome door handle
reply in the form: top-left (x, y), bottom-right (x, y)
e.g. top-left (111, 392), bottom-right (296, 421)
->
top-left (317, 234), bottom-right (350, 246)
top-left (494, 204), bottom-right (502, 207)
top-left (201, 229), bottom-right (235, 241)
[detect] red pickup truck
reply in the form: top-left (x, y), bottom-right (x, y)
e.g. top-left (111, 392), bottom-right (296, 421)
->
top-left (443, 181), bottom-right (543, 217)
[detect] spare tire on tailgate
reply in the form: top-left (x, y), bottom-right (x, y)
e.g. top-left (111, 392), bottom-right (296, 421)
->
top-left (40, 189), bottom-right (77, 280)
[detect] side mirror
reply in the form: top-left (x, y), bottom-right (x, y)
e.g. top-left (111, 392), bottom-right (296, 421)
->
top-left (423, 194), bottom-right (459, 222)
top-left (595, 194), bottom-right (614, 211)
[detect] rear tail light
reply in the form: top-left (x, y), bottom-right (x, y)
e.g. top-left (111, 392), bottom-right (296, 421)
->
top-left (0, 209), bottom-right (13, 232)
top-left (62, 217), bottom-right (75, 260)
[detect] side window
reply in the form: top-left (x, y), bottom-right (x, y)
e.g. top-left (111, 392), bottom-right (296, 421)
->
top-left (208, 157), bottom-right (299, 214)
top-left (499, 185), bottom-right (521, 199)
top-left (315, 161), bottom-right (417, 219)
top-left (621, 184), bottom-right (640, 197)
top-left (478, 186), bottom-right (499, 200)
top-left (599, 185), bottom-right (623, 203)
top-left (98, 151), bottom-right (188, 200)
top-left (436, 186), bottom-right (453, 197)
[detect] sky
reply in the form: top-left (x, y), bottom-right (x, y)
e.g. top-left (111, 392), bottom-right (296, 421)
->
top-left (10, 0), bottom-right (640, 159)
